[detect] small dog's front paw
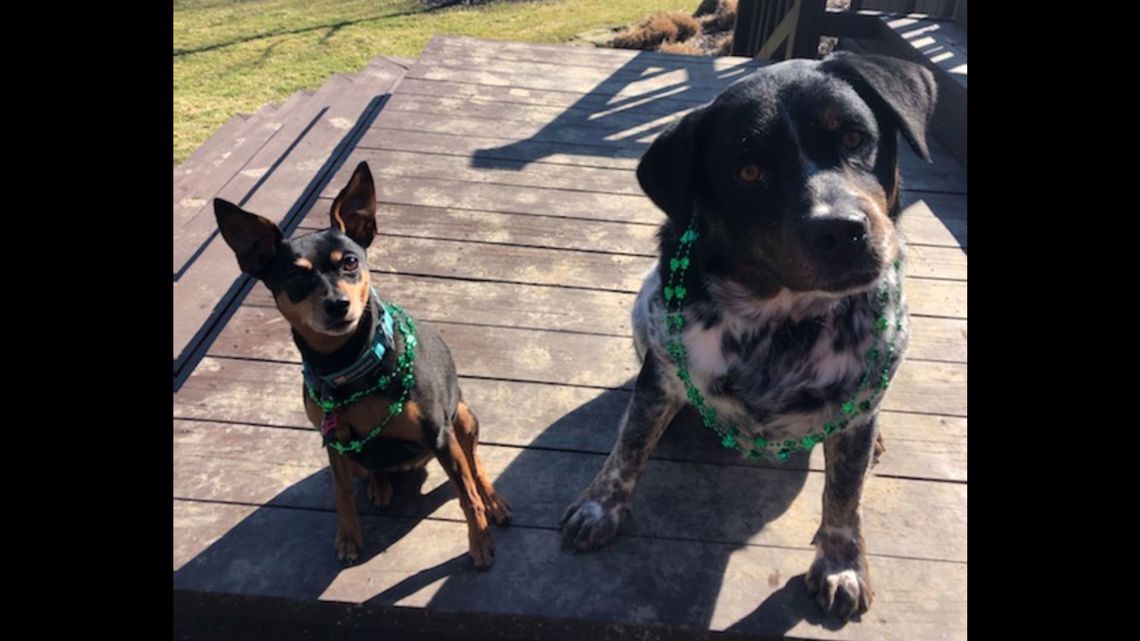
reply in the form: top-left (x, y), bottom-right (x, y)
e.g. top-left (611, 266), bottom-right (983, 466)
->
top-left (805, 553), bottom-right (874, 620)
top-left (468, 527), bottom-right (495, 570)
top-left (334, 525), bottom-right (364, 565)
top-left (559, 498), bottom-right (623, 551)
top-left (367, 472), bottom-right (393, 507)
top-left (484, 491), bottom-right (512, 526)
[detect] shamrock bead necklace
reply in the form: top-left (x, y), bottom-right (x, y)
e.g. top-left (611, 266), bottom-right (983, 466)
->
top-left (661, 218), bottom-right (903, 462)
top-left (307, 302), bottom-right (419, 455)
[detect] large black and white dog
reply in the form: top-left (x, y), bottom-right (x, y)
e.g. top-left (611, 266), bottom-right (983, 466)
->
top-left (560, 52), bottom-right (937, 620)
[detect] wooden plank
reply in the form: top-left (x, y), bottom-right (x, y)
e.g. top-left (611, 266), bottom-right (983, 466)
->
top-left (174, 113), bottom-right (248, 177)
top-left (407, 50), bottom-right (757, 98)
top-left (302, 193), bottom-right (965, 258)
top-left (906, 244), bottom-right (966, 280)
top-left (207, 308), bottom-right (966, 416)
top-left (395, 77), bottom-right (711, 117)
top-left (359, 127), bottom-right (643, 170)
top-left (901, 191), bottom-right (967, 248)
top-left (241, 277), bottom-right (965, 363)
top-left (296, 196), bottom-right (965, 278)
top-left (305, 235), bottom-right (965, 318)
top-left (302, 201), bottom-right (659, 255)
top-left (426, 35), bottom-right (759, 72)
top-left (364, 108), bottom-right (964, 194)
top-left (320, 148), bottom-right (644, 199)
top-left (250, 278), bottom-right (965, 366)
top-left (372, 175), bottom-right (659, 224)
top-left (174, 420), bottom-right (966, 562)
top-left (173, 500), bottom-right (967, 640)
top-left (174, 357), bottom-right (967, 481)
top-left (246, 272), bottom-right (638, 336)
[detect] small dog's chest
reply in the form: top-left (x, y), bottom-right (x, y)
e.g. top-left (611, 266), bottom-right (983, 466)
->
top-left (305, 392), bottom-right (432, 471)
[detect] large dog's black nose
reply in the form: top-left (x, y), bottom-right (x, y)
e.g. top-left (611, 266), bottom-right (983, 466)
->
top-left (802, 215), bottom-right (868, 260)
top-left (325, 297), bottom-right (350, 319)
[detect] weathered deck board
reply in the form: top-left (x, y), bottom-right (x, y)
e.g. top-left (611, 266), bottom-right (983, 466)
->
top-left (241, 273), bottom-right (966, 363)
top-left (174, 420), bottom-right (966, 561)
top-left (175, 358), bottom-right (967, 482)
top-left (173, 35), bottom-right (967, 640)
top-left (174, 500), bottom-right (966, 640)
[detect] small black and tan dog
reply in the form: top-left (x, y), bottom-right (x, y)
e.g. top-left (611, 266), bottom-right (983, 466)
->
top-left (214, 162), bottom-right (511, 568)
top-left (561, 53), bottom-right (937, 619)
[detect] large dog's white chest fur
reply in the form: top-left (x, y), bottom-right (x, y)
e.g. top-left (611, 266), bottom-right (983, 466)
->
top-left (632, 264), bottom-right (907, 447)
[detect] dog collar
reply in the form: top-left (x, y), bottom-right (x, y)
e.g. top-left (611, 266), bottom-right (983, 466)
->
top-left (662, 216), bottom-right (905, 463)
top-left (302, 288), bottom-right (395, 393)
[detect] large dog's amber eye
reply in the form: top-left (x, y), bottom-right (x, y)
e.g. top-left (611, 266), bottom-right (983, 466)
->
top-left (737, 163), bottom-right (764, 184)
top-left (841, 130), bottom-right (865, 150)
top-left (342, 254), bottom-right (359, 272)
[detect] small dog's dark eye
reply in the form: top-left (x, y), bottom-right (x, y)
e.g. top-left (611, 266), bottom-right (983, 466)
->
top-left (841, 130), bottom-right (865, 150)
top-left (737, 163), bottom-right (765, 184)
top-left (342, 255), bottom-right (359, 272)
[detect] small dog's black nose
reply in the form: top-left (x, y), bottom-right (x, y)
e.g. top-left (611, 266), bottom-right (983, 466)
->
top-left (803, 216), bottom-right (868, 258)
top-left (325, 298), bottom-right (350, 319)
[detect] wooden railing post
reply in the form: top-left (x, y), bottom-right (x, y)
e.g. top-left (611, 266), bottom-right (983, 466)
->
top-left (788, 0), bottom-right (826, 59)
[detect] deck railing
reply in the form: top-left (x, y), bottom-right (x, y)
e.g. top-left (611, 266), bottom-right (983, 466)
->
top-left (731, 0), bottom-right (966, 59)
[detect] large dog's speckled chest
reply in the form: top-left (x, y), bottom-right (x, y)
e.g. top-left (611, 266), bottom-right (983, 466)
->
top-left (632, 261), bottom-right (910, 450)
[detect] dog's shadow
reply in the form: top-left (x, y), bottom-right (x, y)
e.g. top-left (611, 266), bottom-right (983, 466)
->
top-left (174, 383), bottom-right (831, 636)
top-left (364, 384), bottom-right (831, 636)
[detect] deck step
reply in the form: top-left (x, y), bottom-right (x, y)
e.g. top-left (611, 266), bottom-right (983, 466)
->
top-left (171, 88), bottom-right (316, 273)
top-left (173, 113), bottom-right (247, 177)
top-left (173, 63), bottom-right (407, 377)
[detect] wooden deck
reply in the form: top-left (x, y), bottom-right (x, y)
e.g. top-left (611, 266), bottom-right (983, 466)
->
top-left (173, 36), bottom-right (966, 640)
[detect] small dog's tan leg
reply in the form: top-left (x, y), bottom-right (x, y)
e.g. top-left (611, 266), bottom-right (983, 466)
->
top-left (366, 470), bottom-right (393, 507)
top-left (453, 401), bottom-right (511, 525)
top-left (327, 449), bottom-right (364, 564)
top-left (434, 430), bottom-right (495, 569)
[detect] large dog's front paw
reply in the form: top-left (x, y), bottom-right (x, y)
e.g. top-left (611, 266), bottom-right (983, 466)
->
top-left (334, 524), bottom-right (364, 565)
top-left (559, 496), bottom-right (625, 552)
top-left (805, 551), bottom-right (874, 620)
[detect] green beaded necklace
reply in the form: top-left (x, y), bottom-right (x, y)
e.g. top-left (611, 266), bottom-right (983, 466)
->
top-left (662, 218), bottom-right (903, 462)
top-left (307, 302), bottom-right (419, 455)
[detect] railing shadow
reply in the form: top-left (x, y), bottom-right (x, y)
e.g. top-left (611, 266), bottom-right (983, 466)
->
top-left (470, 50), bottom-right (763, 171)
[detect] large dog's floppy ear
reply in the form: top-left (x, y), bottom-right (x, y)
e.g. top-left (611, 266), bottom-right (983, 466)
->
top-left (214, 199), bottom-right (283, 277)
top-left (819, 52), bottom-right (937, 162)
top-left (330, 161), bottom-right (378, 248)
top-left (637, 108), bottom-right (702, 225)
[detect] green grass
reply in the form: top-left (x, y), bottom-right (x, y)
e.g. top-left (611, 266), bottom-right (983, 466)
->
top-left (173, 0), bottom-right (697, 165)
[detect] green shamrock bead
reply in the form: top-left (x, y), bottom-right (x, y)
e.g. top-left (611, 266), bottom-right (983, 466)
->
top-left (823, 422), bottom-right (837, 434)
top-left (842, 401), bottom-right (856, 415)
top-left (747, 450), bottom-right (763, 461)
top-left (664, 286), bottom-right (674, 301)
top-left (866, 347), bottom-right (880, 361)
top-left (875, 316), bottom-right (889, 331)
top-left (752, 436), bottom-right (767, 448)
top-left (859, 400), bottom-right (872, 412)
top-left (389, 402), bottom-right (403, 416)
top-left (777, 449), bottom-right (791, 462)
top-left (670, 258), bottom-right (680, 271)
top-left (721, 433), bottom-right (736, 448)
top-left (674, 285), bottom-right (687, 300)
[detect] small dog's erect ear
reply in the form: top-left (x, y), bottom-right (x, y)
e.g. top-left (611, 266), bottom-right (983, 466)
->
top-left (819, 52), bottom-right (938, 162)
top-left (214, 199), bottom-right (283, 277)
top-left (330, 161), bottom-right (378, 248)
top-left (637, 108), bottom-right (702, 226)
